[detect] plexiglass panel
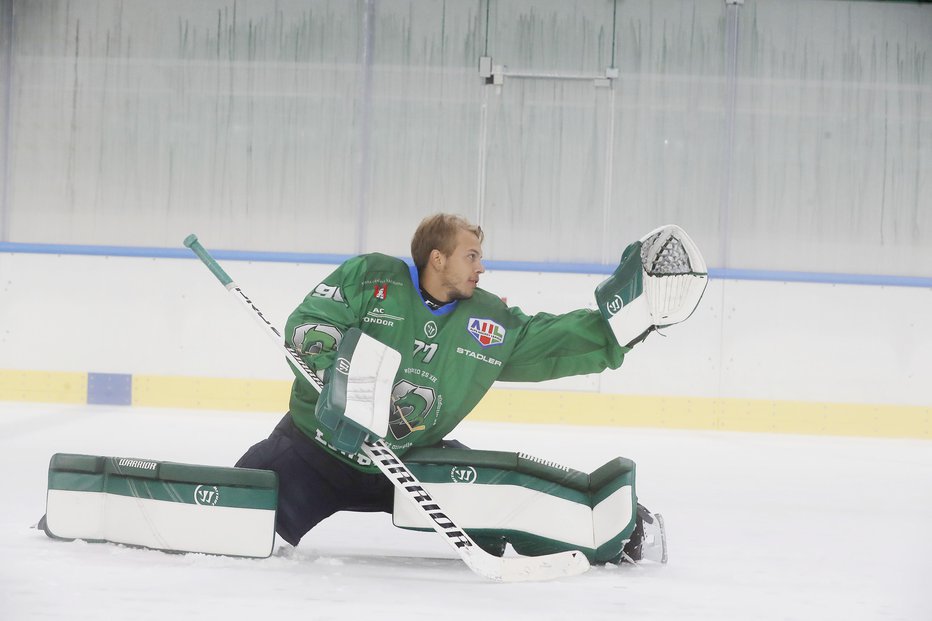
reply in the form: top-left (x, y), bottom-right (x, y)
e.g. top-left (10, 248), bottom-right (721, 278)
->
top-left (8, 0), bottom-right (363, 252)
top-left (361, 0), bottom-right (485, 257)
top-left (482, 77), bottom-right (612, 263)
top-left (731, 0), bottom-right (932, 275)
top-left (1, 0), bottom-right (929, 276)
top-left (605, 0), bottom-right (729, 266)
top-left (485, 0), bottom-right (616, 75)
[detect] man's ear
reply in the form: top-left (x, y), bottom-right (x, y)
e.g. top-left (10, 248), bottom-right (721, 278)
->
top-left (430, 249), bottom-right (444, 269)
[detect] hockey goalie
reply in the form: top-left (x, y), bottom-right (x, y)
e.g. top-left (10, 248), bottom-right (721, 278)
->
top-left (41, 215), bottom-right (706, 576)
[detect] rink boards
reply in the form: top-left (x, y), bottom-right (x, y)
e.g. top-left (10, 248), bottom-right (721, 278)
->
top-left (2, 369), bottom-right (928, 439)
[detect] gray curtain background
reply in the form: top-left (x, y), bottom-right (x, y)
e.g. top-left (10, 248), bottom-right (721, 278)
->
top-left (0, 0), bottom-right (929, 275)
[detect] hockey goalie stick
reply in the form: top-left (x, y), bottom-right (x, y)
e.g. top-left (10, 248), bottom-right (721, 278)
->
top-left (183, 234), bottom-right (590, 582)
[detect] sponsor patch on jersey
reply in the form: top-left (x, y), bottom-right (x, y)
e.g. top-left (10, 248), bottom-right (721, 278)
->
top-left (367, 308), bottom-right (404, 321)
top-left (467, 317), bottom-right (505, 347)
top-left (373, 284), bottom-right (388, 300)
top-left (456, 346), bottom-right (502, 366)
top-left (364, 307), bottom-right (403, 328)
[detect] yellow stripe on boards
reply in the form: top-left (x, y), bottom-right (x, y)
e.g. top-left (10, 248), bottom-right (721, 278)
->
top-left (0, 369), bottom-right (927, 439)
top-left (469, 389), bottom-right (931, 440)
top-left (0, 370), bottom-right (86, 404)
top-left (132, 375), bottom-right (291, 412)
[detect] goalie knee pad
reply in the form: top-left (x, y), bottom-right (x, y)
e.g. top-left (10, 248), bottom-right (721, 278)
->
top-left (392, 448), bottom-right (639, 563)
top-left (595, 224), bottom-right (708, 347)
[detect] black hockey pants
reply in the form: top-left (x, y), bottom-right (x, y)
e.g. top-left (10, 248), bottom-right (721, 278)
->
top-left (235, 413), bottom-right (394, 546)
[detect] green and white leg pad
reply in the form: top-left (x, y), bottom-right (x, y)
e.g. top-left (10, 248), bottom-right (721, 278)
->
top-left (393, 448), bottom-right (640, 563)
top-left (43, 453), bottom-right (278, 558)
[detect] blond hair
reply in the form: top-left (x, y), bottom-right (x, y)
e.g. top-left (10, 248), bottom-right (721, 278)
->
top-left (410, 214), bottom-right (483, 270)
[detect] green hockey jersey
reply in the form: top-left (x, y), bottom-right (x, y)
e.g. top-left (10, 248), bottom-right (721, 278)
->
top-left (285, 253), bottom-right (627, 472)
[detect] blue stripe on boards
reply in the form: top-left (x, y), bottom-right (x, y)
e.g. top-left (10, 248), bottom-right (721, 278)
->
top-left (709, 268), bottom-right (932, 288)
top-left (2, 242), bottom-right (930, 288)
top-left (0, 241), bottom-right (354, 265)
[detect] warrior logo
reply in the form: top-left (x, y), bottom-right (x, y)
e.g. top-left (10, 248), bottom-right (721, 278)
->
top-left (467, 318), bottom-right (506, 347)
top-left (606, 294), bottom-right (624, 316)
top-left (116, 458), bottom-right (157, 471)
top-left (194, 485), bottom-right (220, 506)
top-left (450, 466), bottom-right (478, 484)
top-left (388, 380), bottom-right (436, 441)
top-left (292, 323), bottom-right (343, 355)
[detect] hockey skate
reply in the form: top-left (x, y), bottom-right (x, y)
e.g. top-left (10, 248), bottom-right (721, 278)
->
top-left (620, 504), bottom-right (668, 564)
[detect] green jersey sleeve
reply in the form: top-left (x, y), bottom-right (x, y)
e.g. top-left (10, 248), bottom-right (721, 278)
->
top-left (497, 307), bottom-right (627, 382)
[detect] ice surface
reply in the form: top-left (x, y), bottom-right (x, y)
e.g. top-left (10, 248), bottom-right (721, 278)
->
top-left (1, 403), bottom-right (929, 620)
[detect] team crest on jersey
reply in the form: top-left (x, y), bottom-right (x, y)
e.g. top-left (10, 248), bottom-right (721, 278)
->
top-left (373, 284), bottom-right (388, 300)
top-left (467, 317), bottom-right (505, 347)
top-left (389, 380), bottom-right (436, 441)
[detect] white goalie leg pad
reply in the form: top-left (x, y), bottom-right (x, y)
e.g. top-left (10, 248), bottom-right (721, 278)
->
top-left (393, 450), bottom-right (639, 563)
top-left (44, 454), bottom-right (278, 558)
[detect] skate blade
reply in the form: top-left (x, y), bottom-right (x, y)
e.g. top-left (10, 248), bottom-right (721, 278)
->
top-left (640, 513), bottom-right (668, 564)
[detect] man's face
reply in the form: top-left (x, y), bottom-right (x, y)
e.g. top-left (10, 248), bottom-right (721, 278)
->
top-left (436, 228), bottom-right (485, 301)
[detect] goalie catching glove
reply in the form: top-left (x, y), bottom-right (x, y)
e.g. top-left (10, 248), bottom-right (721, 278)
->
top-left (596, 224), bottom-right (708, 348)
top-left (315, 328), bottom-right (402, 454)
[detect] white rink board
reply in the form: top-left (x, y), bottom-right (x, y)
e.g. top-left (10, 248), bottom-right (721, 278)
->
top-left (1, 252), bottom-right (929, 407)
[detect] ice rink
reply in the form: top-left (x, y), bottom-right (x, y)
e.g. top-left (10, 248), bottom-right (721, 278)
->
top-left (1, 402), bottom-right (929, 621)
